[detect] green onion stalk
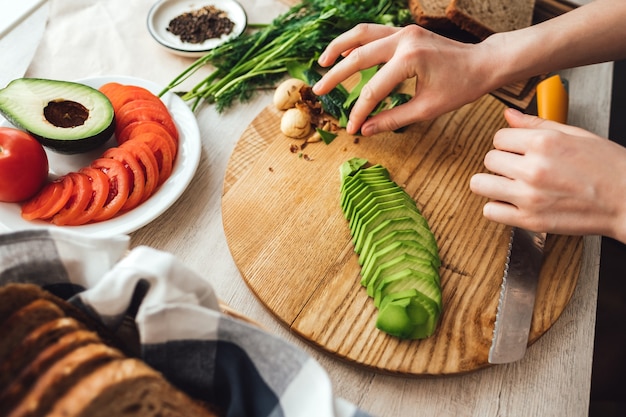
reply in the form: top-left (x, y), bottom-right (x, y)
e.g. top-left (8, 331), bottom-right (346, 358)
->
top-left (160, 0), bottom-right (413, 112)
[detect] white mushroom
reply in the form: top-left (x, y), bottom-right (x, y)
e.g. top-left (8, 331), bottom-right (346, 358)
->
top-left (281, 107), bottom-right (311, 138)
top-left (273, 78), bottom-right (306, 110)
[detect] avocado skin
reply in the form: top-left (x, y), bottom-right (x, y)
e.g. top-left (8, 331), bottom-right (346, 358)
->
top-left (340, 158), bottom-right (442, 340)
top-left (0, 78), bottom-right (116, 154)
top-left (31, 118), bottom-right (116, 154)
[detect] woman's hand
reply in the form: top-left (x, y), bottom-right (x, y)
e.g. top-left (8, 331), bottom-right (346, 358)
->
top-left (312, 23), bottom-right (497, 136)
top-left (470, 108), bottom-right (626, 242)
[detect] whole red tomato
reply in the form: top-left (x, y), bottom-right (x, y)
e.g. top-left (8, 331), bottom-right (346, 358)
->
top-left (0, 127), bottom-right (49, 202)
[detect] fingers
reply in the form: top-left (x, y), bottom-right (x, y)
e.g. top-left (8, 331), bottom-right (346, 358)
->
top-left (470, 174), bottom-right (531, 229)
top-left (316, 24), bottom-right (399, 68)
top-left (314, 24), bottom-right (399, 95)
top-left (470, 172), bottom-right (518, 207)
top-left (481, 200), bottom-right (522, 228)
top-left (343, 60), bottom-right (417, 134)
top-left (503, 108), bottom-right (592, 137)
top-left (314, 24), bottom-right (408, 135)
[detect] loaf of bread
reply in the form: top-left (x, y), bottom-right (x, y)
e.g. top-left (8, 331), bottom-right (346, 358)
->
top-left (0, 283), bottom-right (220, 417)
top-left (409, 0), bottom-right (455, 30)
top-left (408, 0), bottom-right (536, 40)
top-left (446, 0), bottom-right (536, 39)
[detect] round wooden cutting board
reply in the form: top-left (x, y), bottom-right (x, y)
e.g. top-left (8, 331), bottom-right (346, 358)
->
top-left (221, 91), bottom-right (582, 376)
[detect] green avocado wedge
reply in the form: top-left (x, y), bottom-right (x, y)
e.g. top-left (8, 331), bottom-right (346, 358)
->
top-left (340, 158), bottom-right (442, 340)
top-left (0, 78), bottom-right (115, 154)
top-left (376, 290), bottom-right (440, 339)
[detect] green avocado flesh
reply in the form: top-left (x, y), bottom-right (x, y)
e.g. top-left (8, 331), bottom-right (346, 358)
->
top-left (340, 158), bottom-right (442, 340)
top-left (0, 78), bottom-right (115, 154)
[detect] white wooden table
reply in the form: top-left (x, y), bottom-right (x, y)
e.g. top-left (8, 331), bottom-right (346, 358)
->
top-left (0, 1), bottom-right (610, 415)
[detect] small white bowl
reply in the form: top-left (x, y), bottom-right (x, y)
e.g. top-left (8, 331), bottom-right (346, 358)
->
top-left (147, 0), bottom-right (247, 58)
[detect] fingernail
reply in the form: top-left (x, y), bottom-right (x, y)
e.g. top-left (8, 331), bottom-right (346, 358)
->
top-left (346, 120), bottom-right (355, 134)
top-left (361, 124), bottom-right (376, 136)
top-left (506, 108), bottom-right (523, 117)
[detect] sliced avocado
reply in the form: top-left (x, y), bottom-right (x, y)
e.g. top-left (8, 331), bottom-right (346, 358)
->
top-left (339, 158), bottom-right (442, 340)
top-left (354, 207), bottom-right (432, 254)
top-left (341, 170), bottom-right (392, 198)
top-left (359, 217), bottom-right (438, 261)
top-left (341, 164), bottom-right (388, 184)
top-left (339, 157), bottom-right (370, 180)
top-left (341, 162), bottom-right (388, 184)
top-left (350, 196), bottom-right (418, 240)
top-left (363, 252), bottom-right (438, 295)
top-left (372, 266), bottom-right (441, 309)
top-left (341, 178), bottom-right (397, 215)
top-left (360, 229), bottom-right (440, 269)
top-left (0, 78), bottom-right (115, 154)
top-left (340, 164), bottom-right (390, 202)
top-left (360, 239), bottom-right (436, 286)
top-left (342, 181), bottom-right (403, 221)
top-left (376, 289), bottom-right (440, 339)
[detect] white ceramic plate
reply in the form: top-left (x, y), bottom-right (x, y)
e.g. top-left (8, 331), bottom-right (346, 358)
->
top-left (147, 0), bottom-right (247, 58)
top-left (0, 75), bottom-right (201, 237)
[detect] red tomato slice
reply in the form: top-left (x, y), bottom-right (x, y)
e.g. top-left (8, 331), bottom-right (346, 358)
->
top-left (119, 140), bottom-right (159, 202)
top-left (52, 172), bottom-right (94, 226)
top-left (102, 85), bottom-right (166, 113)
top-left (90, 157), bottom-right (131, 221)
top-left (116, 99), bottom-right (168, 119)
top-left (115, 107), bottom-right (178, 142)
top-left (21, 175), bottom-right (73, 221)
top-left (71, 167), bottom-right (110, 225)
top-left (102, 146), bottom-right (146, 212)
top-left (116, 120), bottom-right (177, 157)
top-left (126, 132), bottom-right (174, 185)
top-left (99, 82), bottom-right (123, 98)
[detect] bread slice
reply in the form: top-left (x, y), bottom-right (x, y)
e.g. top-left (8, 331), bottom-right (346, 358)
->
top-left (0, 284), bottom-right (61, 327)
top-left (0, 329), bottom-right (102, 415)
top-left (0, 299), bottom-right (65, 362)
top-left (47, 358), bottom-right (220, 417)
top-left (0, 283), bottom-right (127, 354)
top-left (6, 343), bottom-right (123, 417)
top-left (446, 0), bottom-right (536, 40)
top-left (0, 317), bottom-right (84, 393)
top-left (409, 0), bottom-right (455, 29)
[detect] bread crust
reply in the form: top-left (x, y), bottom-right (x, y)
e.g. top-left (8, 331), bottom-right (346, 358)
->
top-left (47, 358), bottom-right (220, 417)
top-left (445, 0), bottom-right (536, 40)
top-left (0, 329), bottom-right (102, 415)
top-left (0, 317), bottom-right (84, 393)
top-left (6, 343), bottom-right (123, 417)
top-left (409, 0), bottom-right (456, 30)
top-left (0, 299), bottom-right (65, 362)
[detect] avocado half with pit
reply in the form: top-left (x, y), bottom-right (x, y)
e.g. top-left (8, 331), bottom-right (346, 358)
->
top-left (0, 78), bottom-right (115, 154)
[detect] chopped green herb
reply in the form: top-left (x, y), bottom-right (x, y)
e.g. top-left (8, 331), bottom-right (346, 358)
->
top-left (161, 0), bottom-right (413, 112)
top-left (317, 128), bottom-right (338, 144)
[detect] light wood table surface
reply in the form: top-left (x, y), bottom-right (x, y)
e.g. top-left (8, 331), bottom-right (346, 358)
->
top-left (0, 1), bottom-right (611, 415)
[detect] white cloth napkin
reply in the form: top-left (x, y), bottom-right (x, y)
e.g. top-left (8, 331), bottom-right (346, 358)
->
top-left (0, 228), bottom-right (368, 417)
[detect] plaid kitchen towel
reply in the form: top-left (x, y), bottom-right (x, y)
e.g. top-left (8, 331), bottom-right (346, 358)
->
top-left (0, 229), bottom-right (371, 417)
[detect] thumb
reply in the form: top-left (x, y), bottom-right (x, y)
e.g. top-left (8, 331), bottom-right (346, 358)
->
top-left (503, 107), bottom-right (584, 136)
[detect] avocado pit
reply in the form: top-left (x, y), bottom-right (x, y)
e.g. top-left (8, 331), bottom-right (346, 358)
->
top-left (44, 100), bottom-right (89, 129)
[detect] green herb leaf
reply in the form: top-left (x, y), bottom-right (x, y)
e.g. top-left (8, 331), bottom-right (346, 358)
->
top-left (344, 65), bottom-right (379, 110)
top-left (317, 128), bottom-right (338, 144)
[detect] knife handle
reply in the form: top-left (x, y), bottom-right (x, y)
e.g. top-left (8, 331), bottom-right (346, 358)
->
top-left (536, 74), bottom-right (569, 123)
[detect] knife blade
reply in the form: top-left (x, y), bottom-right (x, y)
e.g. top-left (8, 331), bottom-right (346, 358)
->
top-left (488, 74), bottom-right (569, 364)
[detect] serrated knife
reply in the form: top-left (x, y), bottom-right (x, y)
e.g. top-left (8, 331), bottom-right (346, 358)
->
top-left (488, 74), bottom-right (569, 364)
